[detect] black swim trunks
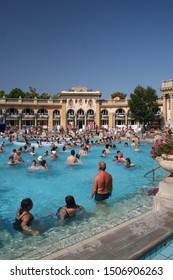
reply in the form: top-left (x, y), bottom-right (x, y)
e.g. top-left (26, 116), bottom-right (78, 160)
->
top-left (94, 193), bottom-right (110, 201)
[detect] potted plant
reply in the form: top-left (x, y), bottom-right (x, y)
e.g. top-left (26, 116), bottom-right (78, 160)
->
top-left (151, 136), bottom-right (173, 174)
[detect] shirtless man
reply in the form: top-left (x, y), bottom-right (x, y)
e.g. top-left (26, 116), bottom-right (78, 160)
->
top-left (66, 150), bottom-right (77, 165)
top-left (90, 162), bottom-right (113, 202)
top-left (14, 151), bottom-right (25, 163)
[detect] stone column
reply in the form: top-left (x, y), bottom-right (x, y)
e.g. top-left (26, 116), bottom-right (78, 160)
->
top-left (162, 95), bottom-right (167, 123)
top-left (153, 177), bottom-right (173, 211)
top-left (61, 102), bottom-right (67, 129)
top-left (48, 109), bottom-right (53, 131)
top-left (109, 113), bottom-right (113, 128)
top-left (74, 115), bottom-right (77, 128)
top-left (95, 102), bottom-right (100, 128)
top-left (170, 94), bottom-right (173, 121)
top-left (19, 117), bottom-right (22, 130)
top-left (112, 114), bottom-right (115, 128)
top-left (34, 111), bottom-right (37, 127)
top-left (18, 110), bottom-right (22, 130)
top-left (125, 113), bottom-right (128, 126)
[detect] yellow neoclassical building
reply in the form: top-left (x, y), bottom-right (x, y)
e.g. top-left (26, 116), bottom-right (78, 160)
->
top-left (161, 79), bottom-right (173, 127)
top-left (0, 80), bottom-right (172, 131)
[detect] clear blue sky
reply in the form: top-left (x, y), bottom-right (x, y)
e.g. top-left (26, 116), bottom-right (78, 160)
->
top-left (0, 0), bottom-right (173, 99)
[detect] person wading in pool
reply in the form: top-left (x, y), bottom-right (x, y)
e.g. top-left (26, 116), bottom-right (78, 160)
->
top-left (90, 161), bottom-right (113, 202)
top-left (56, 195), bottom-right (84, 222)
top-left (66, 149), bottom-right (77, 165)
top-left (13, 198), bottom-right (39, 235)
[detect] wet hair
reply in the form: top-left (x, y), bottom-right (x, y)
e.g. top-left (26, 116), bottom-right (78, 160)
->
top-left (114, 155), bottom-right (118, 160)
top-left (9, 155), bottom-right (14, 160)
top-left (32, 160), bottom-right (36, 164)
top-left (19, 198), bottom-right (33, 214)
top-left (71, 150), bottom-right (75, 156)
top-left (126, 158), bottom-right (131, 164)
top-left (65, 195), bottom-right (77, 208)
top-left (40, 159), bottom-right (47, 166)
top-left (76, 154), bottom-right (80, 159)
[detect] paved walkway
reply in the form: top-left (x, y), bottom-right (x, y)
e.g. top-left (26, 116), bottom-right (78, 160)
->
top-left (41, 208), bottom-right (173, 260)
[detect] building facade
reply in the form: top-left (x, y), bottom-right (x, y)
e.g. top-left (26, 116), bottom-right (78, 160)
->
top-left (0, 81), bottom-right (171, 131)
top-left (160, 79), bottom-right (173, 128)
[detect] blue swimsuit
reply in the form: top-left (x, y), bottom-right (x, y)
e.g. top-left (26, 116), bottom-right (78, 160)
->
top-left (56, 207), bottom-right (70, 219)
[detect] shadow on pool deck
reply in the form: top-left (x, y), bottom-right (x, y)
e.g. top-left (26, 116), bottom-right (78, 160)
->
top-left (41, 208), bottom-right (173, 260)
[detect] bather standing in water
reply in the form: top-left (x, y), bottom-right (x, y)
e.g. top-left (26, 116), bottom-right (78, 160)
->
top-left (90, 161), bottom-right (113, 202)
top-left (66, 150), bottom-right (77, 165)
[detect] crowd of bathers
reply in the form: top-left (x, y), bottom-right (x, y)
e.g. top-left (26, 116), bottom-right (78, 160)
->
top-left (0, 126), bottom-right (161, 236)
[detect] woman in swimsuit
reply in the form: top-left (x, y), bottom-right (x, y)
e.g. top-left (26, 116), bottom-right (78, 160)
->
top-left (7, 155), bottom-right (17, 165)
top-left (39, 159), bottom-right (48, 169)
top-left (30, 160), bottom-right (38, 170)
top-left (124, 157), bottom-right (135, 167)
top-left (56, 195), bottom-right (84, 221)
top-left (13, 198), bottom-right (39, 235)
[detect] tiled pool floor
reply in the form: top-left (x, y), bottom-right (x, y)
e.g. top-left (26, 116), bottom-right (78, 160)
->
top-left (141, 237), bottom-right (173, 260)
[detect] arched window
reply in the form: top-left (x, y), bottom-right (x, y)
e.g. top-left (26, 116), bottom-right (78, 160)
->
top-left (115, 109), bottom-right (125, 117)
top-left (87, 109), bottom-right (94, 115)
top-left (67, 109), bottom-right (75, 118)
top-left (22, 108), bottom-right (34, 115)
top-left (77, 109), bottom-right (84, 118)
top-left (6, 108), bottom-right (19, 115)
top-left (101, 109), bottom-right (108, 115)
top-left (53, 110), bottom-right (60, 118)
top-left (87, 109), bottom-right (94, 118)
top-left (37, 109), bottom-right (48, 115)
top-left (101, 110), bottom-right (108, 119)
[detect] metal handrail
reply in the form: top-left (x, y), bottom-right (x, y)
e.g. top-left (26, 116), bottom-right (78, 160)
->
top-left (144, 166), bottom-right (161, 179)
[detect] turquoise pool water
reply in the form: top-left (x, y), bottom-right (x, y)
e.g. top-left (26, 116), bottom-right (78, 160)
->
top-left (0, 139), bottom-right (168, 259)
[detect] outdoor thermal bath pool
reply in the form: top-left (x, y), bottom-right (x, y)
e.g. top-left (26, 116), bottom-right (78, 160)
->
top-left (0, 140), bottom-right (168, 259)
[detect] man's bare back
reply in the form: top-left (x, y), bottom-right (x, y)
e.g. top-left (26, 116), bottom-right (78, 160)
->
top-left (90, 162), bottom-right (113, 201)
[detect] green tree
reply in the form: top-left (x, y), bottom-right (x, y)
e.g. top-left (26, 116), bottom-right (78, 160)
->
top-left (128, 85), bottom-right (159, 125)
top-left (38, 92), bottom-right (51, 99)
top-left (0, 90), bottom-right (6, 98)
top-left (25, 87), bottom-right (39, 98)
top-left (8, 88), bottom-right (25, 98)
top-left (111, 91), bottom-right (127, 99)
top-left (52, 93), bottom-right (60, 99)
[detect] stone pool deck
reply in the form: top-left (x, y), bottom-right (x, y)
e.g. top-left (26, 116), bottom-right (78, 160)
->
top-left (41, 208), bottom-right (173, 260)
